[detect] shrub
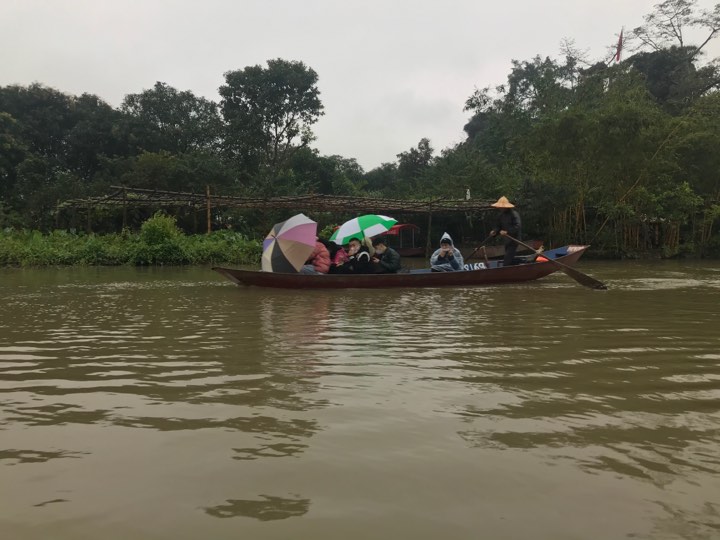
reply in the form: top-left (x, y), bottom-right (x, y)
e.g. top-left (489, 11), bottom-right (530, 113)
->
top-left (0, 219), bottom-right (262, 267)
top-left (140, 211), bottom-right (182, 245)
top-left (132, 212), bottom-right (189, 265)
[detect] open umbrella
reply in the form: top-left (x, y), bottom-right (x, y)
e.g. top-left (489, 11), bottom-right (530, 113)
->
top-left (262, 213), bottom-right (317, 273)
top-left (329, 214), bottom-right (398, 245)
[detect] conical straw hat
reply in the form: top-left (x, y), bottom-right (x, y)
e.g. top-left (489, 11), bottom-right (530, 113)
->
top-left (491, 196), bottom-right (515, 208)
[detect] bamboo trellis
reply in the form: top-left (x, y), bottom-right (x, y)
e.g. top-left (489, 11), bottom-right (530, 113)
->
top-left (57, 185), bottom-right (496, 234)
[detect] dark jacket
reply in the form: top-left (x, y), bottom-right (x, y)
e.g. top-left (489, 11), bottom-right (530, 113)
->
top-left (374, 247), bottom-right (401, 273)
top-left (335, 246), bottom-right (372, 274)
top-left (492, 209), bottom-right (522, 245)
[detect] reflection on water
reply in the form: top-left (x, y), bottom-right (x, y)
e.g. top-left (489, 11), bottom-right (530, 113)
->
top-left (204, 495), bottom-right (310, 520)
top-left (0, 448), bottom-right (88, 465)
top-left (1, 262), bottom-right (719, 538)
top-left (32, 498), bottom-right (70, 507)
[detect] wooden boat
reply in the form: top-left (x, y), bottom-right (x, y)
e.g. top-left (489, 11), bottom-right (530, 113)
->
top-left (384, 223), bottom-right (425, 257)
top-left (214, 245), bottom-right (590, 289)
top-left (462, 239), bottom-right (544, 260)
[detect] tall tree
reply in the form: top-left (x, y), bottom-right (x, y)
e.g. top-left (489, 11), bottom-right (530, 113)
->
top-left (121, 82), bottom-right (222, 154)
top-left (0, 85), bottom-right (128, 178)
top-left (503, 56), bottom-right (575, 117)
top-left (363, 162), bottom-right (398, 196)
top-left (627, 46), bottom-right (720, 113)
top-left (0, 83), bottom-right (75, 161)
top-left (219, 59), bottom-right (324, 174)
top-left (0, 112), bottom-right (26, 201)
top-left (631, 0), bottom-right (720, 59)
top-left (395, 138), bottom-right (434, 197)
top-left (66, 93), bottom-right (127, 178)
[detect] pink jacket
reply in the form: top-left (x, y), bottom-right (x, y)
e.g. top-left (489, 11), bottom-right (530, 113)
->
top-left (307, 242), bottom-right (331, 273)
top-left (333, 248), bottom-right (349, 265)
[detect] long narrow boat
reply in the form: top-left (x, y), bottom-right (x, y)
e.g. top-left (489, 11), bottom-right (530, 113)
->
top-left (214, 245), bottom-right (589, 289)
top-left (461, 239), bottom-right (544, 260)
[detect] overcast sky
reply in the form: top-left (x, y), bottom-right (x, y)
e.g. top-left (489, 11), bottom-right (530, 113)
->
top-left (1, 0), bottom-right (719, 170)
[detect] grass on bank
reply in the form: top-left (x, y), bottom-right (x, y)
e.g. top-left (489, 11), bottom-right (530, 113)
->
top-left (0, 212), bottom-right (262, 266)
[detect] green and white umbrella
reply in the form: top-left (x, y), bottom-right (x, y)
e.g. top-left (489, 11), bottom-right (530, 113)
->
top-left (329, 214), bottom-right (398, 245)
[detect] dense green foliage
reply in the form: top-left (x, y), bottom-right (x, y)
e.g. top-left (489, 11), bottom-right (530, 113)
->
top-left (0, 212), bottom-right (261, 266)
top-left (2, 1), bottom-right (720, 259)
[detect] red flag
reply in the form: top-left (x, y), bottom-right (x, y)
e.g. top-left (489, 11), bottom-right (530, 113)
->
top-left (615, 28), bottom-right (624, 62)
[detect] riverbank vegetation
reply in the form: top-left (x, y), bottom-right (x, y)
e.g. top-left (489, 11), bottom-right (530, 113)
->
top-left (2, 0), bottom-right (720, 261)
top-left (0, 213), bottom-right (261, 267)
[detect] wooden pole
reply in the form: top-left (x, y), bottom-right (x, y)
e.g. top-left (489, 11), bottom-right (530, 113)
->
top-left (206, 185), bottom-right (211, 234)
top-left (425, 212), bottom-right (433, 258)
top-left (86, 205), bottom-right (92, 233)
top-left (122, 187), bottom-right (127, 230)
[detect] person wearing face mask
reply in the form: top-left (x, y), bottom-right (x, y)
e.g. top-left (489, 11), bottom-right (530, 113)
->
top-left (429, 232), bottom-right (464, 272)
top-left (334, 237), bottom-right (372, 274)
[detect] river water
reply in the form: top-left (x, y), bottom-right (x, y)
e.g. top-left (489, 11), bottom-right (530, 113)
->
top-left (1, 261), bottom-right (719, 539)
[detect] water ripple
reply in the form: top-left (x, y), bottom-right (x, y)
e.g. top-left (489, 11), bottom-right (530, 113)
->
top-left (1, 265), bottom-right (719, 537)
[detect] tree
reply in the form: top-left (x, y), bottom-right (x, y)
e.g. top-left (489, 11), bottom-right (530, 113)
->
top-left (219, 59), bottom-right (324, 174)
top-left (317, 155), bottom-right (364, 195)
top-left (120, 150), bottom-right (232, 193)
top-left (248, 149), bottom-right (365, 197)
top-left (13, 156), bottom-right (84, 229)
top-left (65, 93), bottom-right (127, 178)
top-left (363, 162), bottom-right (398, 196)
top-left (631, 0), bottom-right (720, 62)
top-left (0, 112), bottom-right (26, 201)
top-left (394, 138), bottom-right (434, 197)
top-left (673, 92), bottom-right (720, 198)
top-left (0, 83), bottom-right (75, 161)
top-left (0, 85), bottom-right (130, 180)
top-left (462, 54), bottom-right (583, 168)
top-left (121, 82), bottom-right (222, 154)
top-left (502, 56), bottom-right (575, 117)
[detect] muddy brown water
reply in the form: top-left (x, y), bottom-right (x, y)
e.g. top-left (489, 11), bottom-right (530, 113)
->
top-left (1, 261), bottom-right (719, 539)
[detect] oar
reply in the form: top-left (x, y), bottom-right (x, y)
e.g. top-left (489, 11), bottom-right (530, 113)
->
top-left (504, 235), bottom-right (608, 290)
top-left (465, 235), bottom-right (494, 262)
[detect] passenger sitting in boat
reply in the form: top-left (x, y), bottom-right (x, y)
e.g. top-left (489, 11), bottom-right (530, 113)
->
top-left (334, 237), bottom-right (372, 274)
top-left (327, 240), bottom-right (349, 273)
top-left (430, 233), bottom-right (464, 272)
top-left (300, 240), bottom-right (331, 274)
top-left (370, 237), bottom-right (401, 273)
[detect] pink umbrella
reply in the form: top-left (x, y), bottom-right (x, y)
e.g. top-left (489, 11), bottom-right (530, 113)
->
top-left (261, 214), bottom-right (317, 273)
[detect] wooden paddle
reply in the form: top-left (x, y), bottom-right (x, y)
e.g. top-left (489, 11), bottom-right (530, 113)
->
top-left (504, 234), bottom-right (608, 290)
top-left (464, 235), bottom-right (494, 263)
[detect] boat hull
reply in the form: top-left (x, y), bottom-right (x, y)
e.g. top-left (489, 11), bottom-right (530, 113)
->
top-left (214, 245), bottom-right (589, 289)
top-left (462, 239), bottom-right (544, 259)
